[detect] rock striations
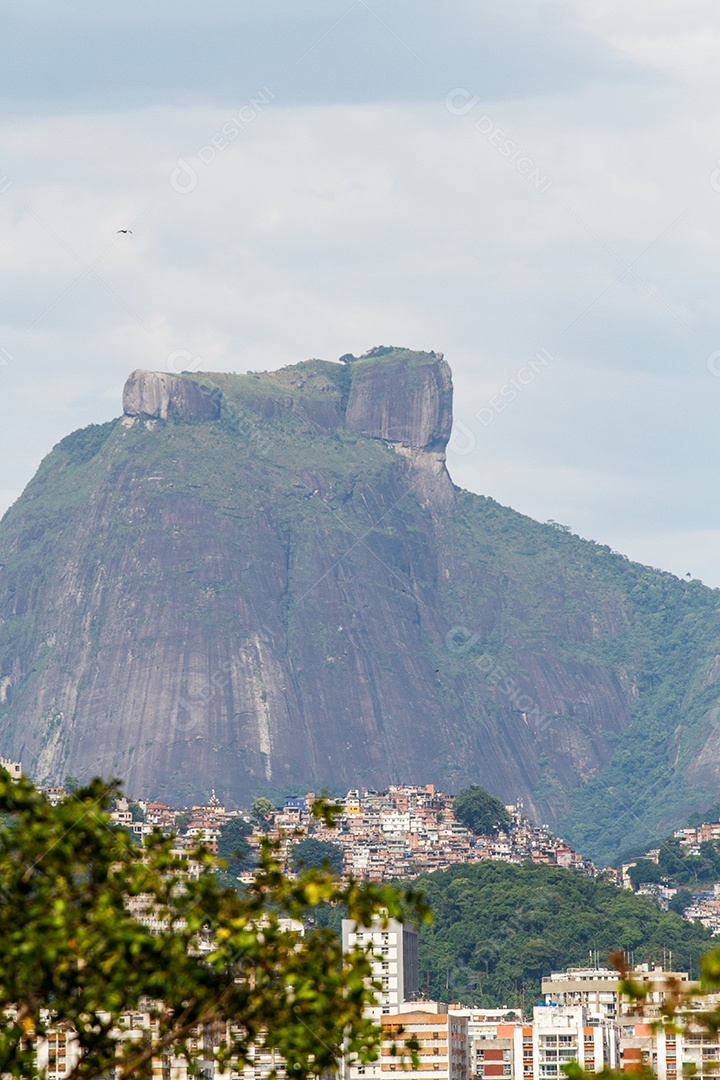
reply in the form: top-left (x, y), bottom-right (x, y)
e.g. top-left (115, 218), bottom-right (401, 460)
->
top-left (1, 346), bottom-right (720, 862)
top-left (123, 370), bottom-right (221, 421)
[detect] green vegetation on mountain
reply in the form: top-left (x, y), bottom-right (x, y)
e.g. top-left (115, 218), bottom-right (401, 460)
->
top-left (690, 802), bottom-right (720, 828)
top-left (217, 816), bottom-right (254, 871)
top-left (2, 348), bottom-right (720, 864)
top-left (628, 838), bottom-right (720, 889)
top-left (290, 838), bottom-right (344, 877)
top-left (439, 487), bottom-right (720, 863)
top-left (454, 786), bottom-right (511, 836)
top-left (414, 861), bottom-right (714, 1008)
top-left (251, 799), bottom-right (276, 826)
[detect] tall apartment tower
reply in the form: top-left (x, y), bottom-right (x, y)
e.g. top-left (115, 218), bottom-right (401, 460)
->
top-left (342, 917), bottom-right (420, 1020)
top-left (342, 916), bottom-right (419, 1080)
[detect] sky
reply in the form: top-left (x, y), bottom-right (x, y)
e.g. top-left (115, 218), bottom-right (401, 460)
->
top-left (2, 1), bottom-right (720, 584)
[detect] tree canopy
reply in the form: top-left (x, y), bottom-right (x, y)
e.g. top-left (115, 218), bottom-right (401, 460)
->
top-left (0, 773), bottom-right (427, 1079)
top-left (415, 861), bottom-right (713, 1007)
top-left (216, 815), bottom-right (253, 872)
top-left (453, 785), bottom-right (511, 837)
top-left (290, 838), bottom-right (344, 877)
top-left (628, 838), bottom-right (720, 888)
top-left (250, 796), bottom-right (275, 825)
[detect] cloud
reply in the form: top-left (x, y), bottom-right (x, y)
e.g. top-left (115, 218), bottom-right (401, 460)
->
top-left (0, 1), bottom-right (635, 113)
top-left (1, 4), bottom-right (720, 587)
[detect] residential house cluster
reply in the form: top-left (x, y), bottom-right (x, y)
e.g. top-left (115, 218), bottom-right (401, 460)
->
top-left (621, 818), bottom-right (720, 933)
top-left (258, 786), bottom-right (598, 881)
top-left (33, 779), bottom-right (598, 883)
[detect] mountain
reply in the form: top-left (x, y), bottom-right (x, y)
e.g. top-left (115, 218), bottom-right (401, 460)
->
top-left (1, 347), bottom-right (720, 864)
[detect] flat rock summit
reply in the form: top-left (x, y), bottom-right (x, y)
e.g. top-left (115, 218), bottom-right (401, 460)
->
top-left (1, 346), bottom-right (720, 862)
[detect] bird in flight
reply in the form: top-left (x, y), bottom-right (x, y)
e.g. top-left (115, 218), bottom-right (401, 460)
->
top-left (116, 229), bottom-right (132, 234)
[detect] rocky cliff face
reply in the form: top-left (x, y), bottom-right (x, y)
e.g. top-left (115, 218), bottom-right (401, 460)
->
top-left (1, 347), bottom-right (720, 862)
top-left (123, 370), bottom-right (221, 421)
top-left (345, 348), bottom-right (453, 450)
top-left (344, 348), bottom-right (455, 511)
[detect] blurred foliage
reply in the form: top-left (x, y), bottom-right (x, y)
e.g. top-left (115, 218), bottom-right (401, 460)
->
top-left (0, 772), bottom-right (428, 1079)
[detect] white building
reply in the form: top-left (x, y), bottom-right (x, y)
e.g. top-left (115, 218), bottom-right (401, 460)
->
top-left (342, 917), bottom-right (419, 1020)
top-left (541, 964), bottom-right (691, 1022)
top-left (532, 1005), bottom-right (618, 1080)
top-left (342, 916), bottom-right (420, 1080)
top-left (0, 757), bottom-right (21, 781)
top-left (449, 1009), bottom-right (525, 1080)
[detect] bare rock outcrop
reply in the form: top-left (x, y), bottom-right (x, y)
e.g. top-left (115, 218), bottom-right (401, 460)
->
top-left (345, 349), bottom-right (453, 451)
top-left (123, 370), bottom-right (221, 421)
top-left (345, 348), bottom-right (455, 510)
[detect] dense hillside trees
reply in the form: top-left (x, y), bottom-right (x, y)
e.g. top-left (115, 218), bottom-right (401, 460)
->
top-left (290, 838), bottom-right (344, 876)
top-left (216, 815), bottom-right (253, 871)
top-left (628, 838), bottom-right (720, 888)
top-left (453, 786), bottom-right (511, 836)
top-left (414, 862), bottom-right (713, 1007)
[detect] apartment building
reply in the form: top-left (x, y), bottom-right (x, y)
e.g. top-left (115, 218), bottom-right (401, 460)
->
top-left (532, 1005), bottom-right (618, 1079)
top-left (381, 1002), bottom-right (469, 1080)
top-left (542, 965), bottom-right (692, 1023)
top-left (618, 1014), bottom-right (720, 1080)
top-left (342, 916), bottom-right (420, 1080)
top-left (342, 917), bottom-right (420, 1020)
top-left (448, 1009), bottom-right (526, 1080)
top-left (542, 968), bottom-right (622, 1021)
